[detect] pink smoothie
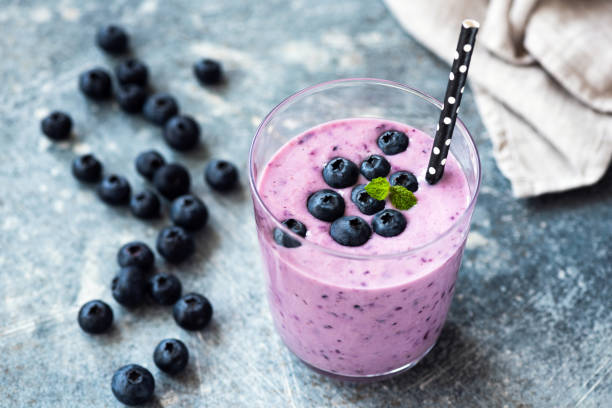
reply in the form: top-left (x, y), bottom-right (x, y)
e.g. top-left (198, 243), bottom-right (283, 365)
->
top-left (254, 118), bottom-right (472, 377)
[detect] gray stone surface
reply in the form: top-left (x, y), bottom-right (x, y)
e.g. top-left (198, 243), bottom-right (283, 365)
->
top-left (0, 0), bottom-right (610, 406)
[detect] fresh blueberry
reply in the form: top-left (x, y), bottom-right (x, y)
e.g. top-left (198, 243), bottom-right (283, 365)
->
top-left (130, 190), bottom-right (161, 219)
top-left (170, 194), bottom-right (208, 231)
top-left (163, 115), bottom-right (200, 151)
top-left (41, 111), bottom-right (72, 140)
top-left (351, 184), bottom-right (385, 215)
top-left (111, 364), bottom-right (155, 406)
top-left (273, 219), bottom-right (307, 248)
top-left (173, 293), bottom-right (213, 331)
top-left (156, 226), bottom-right (195, 263)
top-left (111, 266), bottom-right (147, 308)
top-left (149, 273), bottom-right (182, 306)
top-left (143, 93), bottom-right (179, 126)
top-left (117, 241), bottom-right (155, 271)
top-left (71, 154), bottom-right (103, 182)
top-left (115, 59), bottom-right (148, 86)
top-left (77, 300), bottom-right (113, 334)
top-left (97, 174), bottom-right (131, 205)
top-left (360, 154), bottom-right (391, 180)
top-left (116, 84), bottom-right (147, 114)
top-left (377, 130), bottom-right (409, 155)
top-left (135, 150), bottom-right (166, 180)
top-left (153, 163), bottom-right (191, 199)
top-left (204, 160), bottom-right (238, 191)
top-left (372, 209), bottom-right (407, 237)
top-left (330, 216), bottom-right (372, 246)
top-left (96, 24), bottom-right (128, 54)
top-left (153, 338), bottom-right (189, 374)
top-left (78, 68), bottom-right (112, 100)
top-left (307, 189), bottom-right (345, 222)
top-left (322, 157), bottom-right (359, 188)
top-left (389, 170), bottom-right (419, 192)
top-left (194, 59), bottom-right (223, 85)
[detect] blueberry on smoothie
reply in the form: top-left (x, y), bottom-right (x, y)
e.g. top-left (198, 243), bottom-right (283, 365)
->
top-left (330, 216), bottom-right (371, 246)
top-left (71, 154), bottom-right (103, 182)
top-left (115, 58), bottom-right (148, 86)
top-left (111, 364), bottom-right (155, 406)
top-left (77, 300), bottom-right (113, 334)
top-left (111, 266), bottom-right (147, 308)
top-left (390, 170), bottom-right (419, 192)
top-left (322, 157), bottom-right (359, 188)
top-left (41, 111), bottom-right (72, 141)
top-left (307, 189), bottom-right (345, 222)
top-left (372, 209), bottom-right (407, 237)
top-left (273, 219), bottom-right (307, 248)
top-left (351, 184), bottom-right (385, 215)
top-left (96, 24), bottom-right (128, 54)
top-left (360, 155), bottom-right (391, 180)
top-left (117, 242), bottom-right (155, 271)
top-left (377, 130), bottom-right (409, 155)
top-left (79, 68), bottom-right (112, 100)
top-left (97, 174), bottom-right (131, 205)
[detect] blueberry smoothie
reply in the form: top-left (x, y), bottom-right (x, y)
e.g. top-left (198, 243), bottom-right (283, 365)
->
top-left (253, 118), bottom-right (472, 377)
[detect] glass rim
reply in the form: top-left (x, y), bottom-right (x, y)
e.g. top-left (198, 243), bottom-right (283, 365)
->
top-left (248, 77), bottom-right (482, 260)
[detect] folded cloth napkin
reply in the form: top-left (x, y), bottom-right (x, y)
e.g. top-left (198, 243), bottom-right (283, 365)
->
top-left (385, 0), bottom-right (612, 197)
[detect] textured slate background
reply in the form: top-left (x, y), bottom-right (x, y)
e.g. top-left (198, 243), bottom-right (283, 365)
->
top-left (0, 0), bottom-right (610, 406)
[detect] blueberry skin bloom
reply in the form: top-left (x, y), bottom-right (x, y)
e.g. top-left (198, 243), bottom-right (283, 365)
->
top-left (41, 111), bottom-right (72, 141)
top-left (389, 170), bottom-right (419, 192)
top-left (149, 273), bottom-right (182, 306)
top-left (377, 130), bottom-right (409, 155)
top-left (111, 364), bottom-right (155, 406)
top-left (204, 160), bottom-right (238, 191)
top-left (79, 68), bottom-right (112, 100)
top-left (153, 163), bottom-right (191, 200)
top-left (360, 154), bottom-right (391, 180)
top-left (156, 226), bottom-right (195, 263)
top-left (372, 209), bottom-right (407, 237)
top-left (153, 338), bottom-right (189, 374)
top-left (97, 174), bottom-right (131, 205)
top-left (194, 58), bottom-right (223, 85)
top-left (115, 58), bottom-right (148, 86)
top-left (77, 300), bottom-right (113, 334)
top-left (322, 157), bottom-right (359, 188)
top-left (143, 93), bottom-right (179, 126)
top-left (330, 216), bottom-right (372, 247)
top-left (130, 190), bottom-right (161, 219)
top-left (163, 115), bottom-right (200, 151)
top-left (71, 154), bottom-right (103, 183)
top-left (116, 84), bottom-right (147, 114)
top-left (96, 24), bottom-right (128, 54)
top-left (273, 219), bottom-right (307, 248)
top-left (351, 184), bottom-right (385, 215)
top-left (173, 293), bottom-right (213, 331)
top-left (307, 189), bottom-right (345, 222)
top-left (117, 241), bottom-right (155, 272)
top-left (170, 194), bottom-right (208, 231)
top-left (111, 266), bottom-right (147, 308)
top-left (135, 150), bottom-right (166, 181)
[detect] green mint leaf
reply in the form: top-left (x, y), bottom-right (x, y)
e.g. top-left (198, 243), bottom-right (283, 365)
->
top-left (364, 177), bottom-right (390, 200)
top-left (389, 185), bottom-right (418, 210)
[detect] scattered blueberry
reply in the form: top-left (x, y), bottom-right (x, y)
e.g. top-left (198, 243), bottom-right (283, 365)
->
top-left (351, 184), bottom-right (385, 215)
top-left (77, 300), bottom-right (113, 334)
top-left (389, 170), bottom-right (419, 192)
top-left (111, 364), bottom-right (155, 406)
top-left (156, 226), bottom-right (195, 263)
top-left (153, 163), bottom-right (191, 199)
top-left (204, 160), bottom-right (238, 191)
top-left (143, 93), bottom-right (179, 126)
top-left (71, 154), bottom-right (103, 182)
top-left (273, 219), bottom-right (307, 248)
top-left (330, 216), bottom-right (372, 246)
top-left (96, 24), bottom-right (128, 54)
top-left (135, 150), bottom-right (166, 180)
top-left (377, 130), bottom-right (409, 155)
top-left (372, 209), bottom-right (407, 237)
top-left (149, 273), bottom-right (182, 306)
top-left (194, 59), bottom-right (223, 85)
top-left (170, 194), bottom-right (208, 231)
top-left (78, 68), bottom-right (112, 100)
top-left (97, 174), bottom-right (131, 205)
top-left (117, 241), bottom-right (155, 271)
top-left (116, 84), bottom-right (147, 114)
top-left (41, 111), bottom-right (72, 140)
top-left (322, 157), bottom-right (359, 188)
top-left (307, 189), bottom-right (345, 222)
top-left (173, 293), bottom-right (213, 331)
top-left (153, 338), bottom-right (189, 374)
top-left (111, 266), bottom-right (147, 308)
top-left (360, 154), bottom-right (391, 180)
top-left (130, 190), bottom-right (161, 219)
top-left (115, 58), bottom-right (148, 86)
top-left (163, 115), bottom-right (200, 151)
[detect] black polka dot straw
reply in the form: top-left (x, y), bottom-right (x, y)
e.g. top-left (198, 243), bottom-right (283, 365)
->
top-left (426, 19), bottom-right (480, 185)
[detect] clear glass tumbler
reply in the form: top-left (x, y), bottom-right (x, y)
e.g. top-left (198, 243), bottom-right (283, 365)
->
top-left (249, 78), bottom-right (481, 381)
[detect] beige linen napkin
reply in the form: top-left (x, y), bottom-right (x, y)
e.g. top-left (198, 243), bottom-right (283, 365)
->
top-left (385, 0), bottom-right (612, 197)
